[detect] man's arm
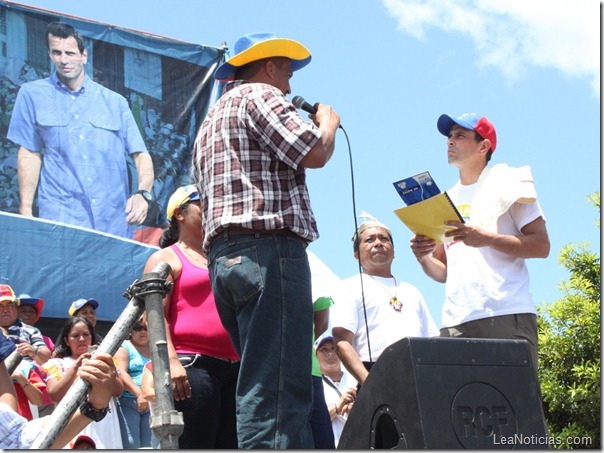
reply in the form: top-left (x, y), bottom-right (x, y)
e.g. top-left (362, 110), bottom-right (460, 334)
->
top-left (0, 361), bottom-right (18, 412)
top-left (299, 104), bottom-right (340, 169)
top-left (410, 235), bottom-right (447, 283)
top-left (33, 345), bottom-right (52, 366)
top-left (15, 340), bottom-right (50, 366)
top-left (444, 216), bottom-right (550, 259)
top-left (17, 147), bottom-right (41, 216)
top-left (314, 307), bottom-right (329, 341)
top-left (332, 327), bottom-right (369, 385)
top-left (125, 152), bottom-right (154, 225)
top-left (133, 152), bottom-right (154, 193)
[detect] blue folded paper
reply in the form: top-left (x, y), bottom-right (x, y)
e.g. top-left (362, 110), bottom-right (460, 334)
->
top-left (393, 171), bottom-right (441, 206)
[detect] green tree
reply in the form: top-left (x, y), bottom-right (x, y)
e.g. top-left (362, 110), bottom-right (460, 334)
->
top-left (538, 193), bottom-right (600, 449)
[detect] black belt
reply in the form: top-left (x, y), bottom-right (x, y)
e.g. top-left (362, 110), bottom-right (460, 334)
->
top-left (178, 353), bottom-right (239, 367)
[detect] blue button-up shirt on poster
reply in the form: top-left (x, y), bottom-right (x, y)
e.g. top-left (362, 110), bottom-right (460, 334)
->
top-left (8, 73), bottom-right (148, 238)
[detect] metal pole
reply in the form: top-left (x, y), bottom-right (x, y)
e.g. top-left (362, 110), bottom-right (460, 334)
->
top-left (30, 262), bottom-right (172, 449)
top-left (145, 264), bottom-right (184, 448)
top-left (5, 349), bottom-right (23, 375)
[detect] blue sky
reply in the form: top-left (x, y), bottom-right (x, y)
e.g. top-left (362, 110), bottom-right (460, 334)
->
top-left (18, 0), bottom-right (600, 325)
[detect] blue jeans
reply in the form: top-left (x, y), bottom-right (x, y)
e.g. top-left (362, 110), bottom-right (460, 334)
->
top-left (174, 354), bottom-right (239, 449)
top-left (208, 232), bottom-right (314, 449)
top-left (116, 395), bottom-right (151, 449)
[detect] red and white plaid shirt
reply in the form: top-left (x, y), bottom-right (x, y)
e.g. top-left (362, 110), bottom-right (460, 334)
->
top-left (193, 81), bottom-right (321, 254)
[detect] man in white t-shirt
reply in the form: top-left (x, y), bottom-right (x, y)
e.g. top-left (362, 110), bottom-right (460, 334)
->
top-left (410, 113), bottom-right (550, 369)
top-left (332, 216), bottom-right (439, 387)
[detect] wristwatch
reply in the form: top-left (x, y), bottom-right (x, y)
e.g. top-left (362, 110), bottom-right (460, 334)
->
top-left (135, 189), bottom-right (153, 203)
top-left (79, 400), bottom-right (109, 422)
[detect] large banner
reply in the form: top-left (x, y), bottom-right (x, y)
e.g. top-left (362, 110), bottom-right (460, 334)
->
top-left (0, 1), bottom-right (225, 321)
top-left (0, 0), bottom-right (225, 242)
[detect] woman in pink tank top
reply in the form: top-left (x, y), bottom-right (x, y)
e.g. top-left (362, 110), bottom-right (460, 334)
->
top-left (143, 185), bottom-right (239, 449)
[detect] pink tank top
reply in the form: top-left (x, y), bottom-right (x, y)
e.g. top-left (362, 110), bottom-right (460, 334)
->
top-left (168, 244), bottom-right (238, 360)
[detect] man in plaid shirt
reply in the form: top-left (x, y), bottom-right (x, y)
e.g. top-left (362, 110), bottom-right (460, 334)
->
top-left (193, 32), bottom-right (340, 449)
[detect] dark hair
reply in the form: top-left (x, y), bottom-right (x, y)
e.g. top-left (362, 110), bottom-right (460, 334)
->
top-left (234, 59), bottom-right (265, 80)
top-left (45, 22), bottom-right (86, 54)
top-left (53, 316), bottom-right (95, 358)
top-left (352, 224), bottom-right (394, 254)
top-left (158, 202), bottom-right (192, 248)
top-left (473, 130), bottom-right (493, 162)
top-left (235, 57), bottom-right (287, 81)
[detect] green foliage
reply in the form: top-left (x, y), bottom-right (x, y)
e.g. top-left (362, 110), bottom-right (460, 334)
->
top-left (537, 193), bottom-right (600, 449)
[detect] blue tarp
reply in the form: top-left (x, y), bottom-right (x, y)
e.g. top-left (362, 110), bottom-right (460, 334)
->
top-left (0, 211), bottom-right (158, 322)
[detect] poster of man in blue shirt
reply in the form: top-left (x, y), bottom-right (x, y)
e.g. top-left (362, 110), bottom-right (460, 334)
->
top-left (8, 22), bottom-right (154, 239)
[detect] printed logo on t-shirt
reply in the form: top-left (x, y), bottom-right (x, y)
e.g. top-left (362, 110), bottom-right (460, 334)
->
top-left (457, 203), bottom-right (471, 222)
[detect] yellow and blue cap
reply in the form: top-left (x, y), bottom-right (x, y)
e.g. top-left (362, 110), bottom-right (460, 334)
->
top-left (215, 32), bottom-right (311, 82)
top-left (166, 185), bottom-right (200, 222)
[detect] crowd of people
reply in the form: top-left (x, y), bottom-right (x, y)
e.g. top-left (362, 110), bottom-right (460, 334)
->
top-left (1, 22), bottom-right (550, 450)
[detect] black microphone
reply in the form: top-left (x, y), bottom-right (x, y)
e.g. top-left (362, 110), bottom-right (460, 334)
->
top-left (292, 95), bottom-right (317, 114)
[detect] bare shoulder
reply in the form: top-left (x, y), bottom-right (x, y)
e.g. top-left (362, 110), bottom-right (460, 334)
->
top-left (143, 246), bottom-right (182, 275)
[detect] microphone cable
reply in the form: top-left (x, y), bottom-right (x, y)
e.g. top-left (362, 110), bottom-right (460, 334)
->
top-left (292, 96), bottom-right (374, 369)
top-left (338, 124), bottom-right (373, 368)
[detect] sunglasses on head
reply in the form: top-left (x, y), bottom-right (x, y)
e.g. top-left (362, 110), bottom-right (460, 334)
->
top-left (132, 325), bottom-right (147, 332)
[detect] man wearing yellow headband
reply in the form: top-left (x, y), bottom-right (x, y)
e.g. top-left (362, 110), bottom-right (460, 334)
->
top-left (193, 32), bottom-right (341, 449)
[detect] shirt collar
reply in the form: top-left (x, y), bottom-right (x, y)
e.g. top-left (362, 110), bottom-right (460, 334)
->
top-left (51, 71), bottom-right (88, 95)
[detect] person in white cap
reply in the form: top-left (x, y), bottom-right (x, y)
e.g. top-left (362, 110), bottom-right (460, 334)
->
top-left (192, 31), bottom-right (340, 449)
top-left (68, 298), bottom-right (103, 345)
top-left (332, 214), bottom-right (438, 389)
top-left (410, 113), bottom-right (550, 369)
top-left (68, 298), bottom-right (100, 327)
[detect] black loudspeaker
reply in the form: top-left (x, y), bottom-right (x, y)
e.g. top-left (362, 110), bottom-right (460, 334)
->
top-left (338, 337), bottom-right (548, 449)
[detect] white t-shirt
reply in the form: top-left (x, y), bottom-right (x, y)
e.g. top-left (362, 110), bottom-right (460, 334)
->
top-left (331, 273), bottom-right (439, 362)
top-left (43, 356), bottom-right (123, 449)
top-left (321, 371), bottom-right (358, 447)
top-left (442, 180), bottom-right (544, 328)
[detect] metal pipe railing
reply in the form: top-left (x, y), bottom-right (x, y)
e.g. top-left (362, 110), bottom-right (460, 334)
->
top-left (30, 262), bottom-right (182, 449)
